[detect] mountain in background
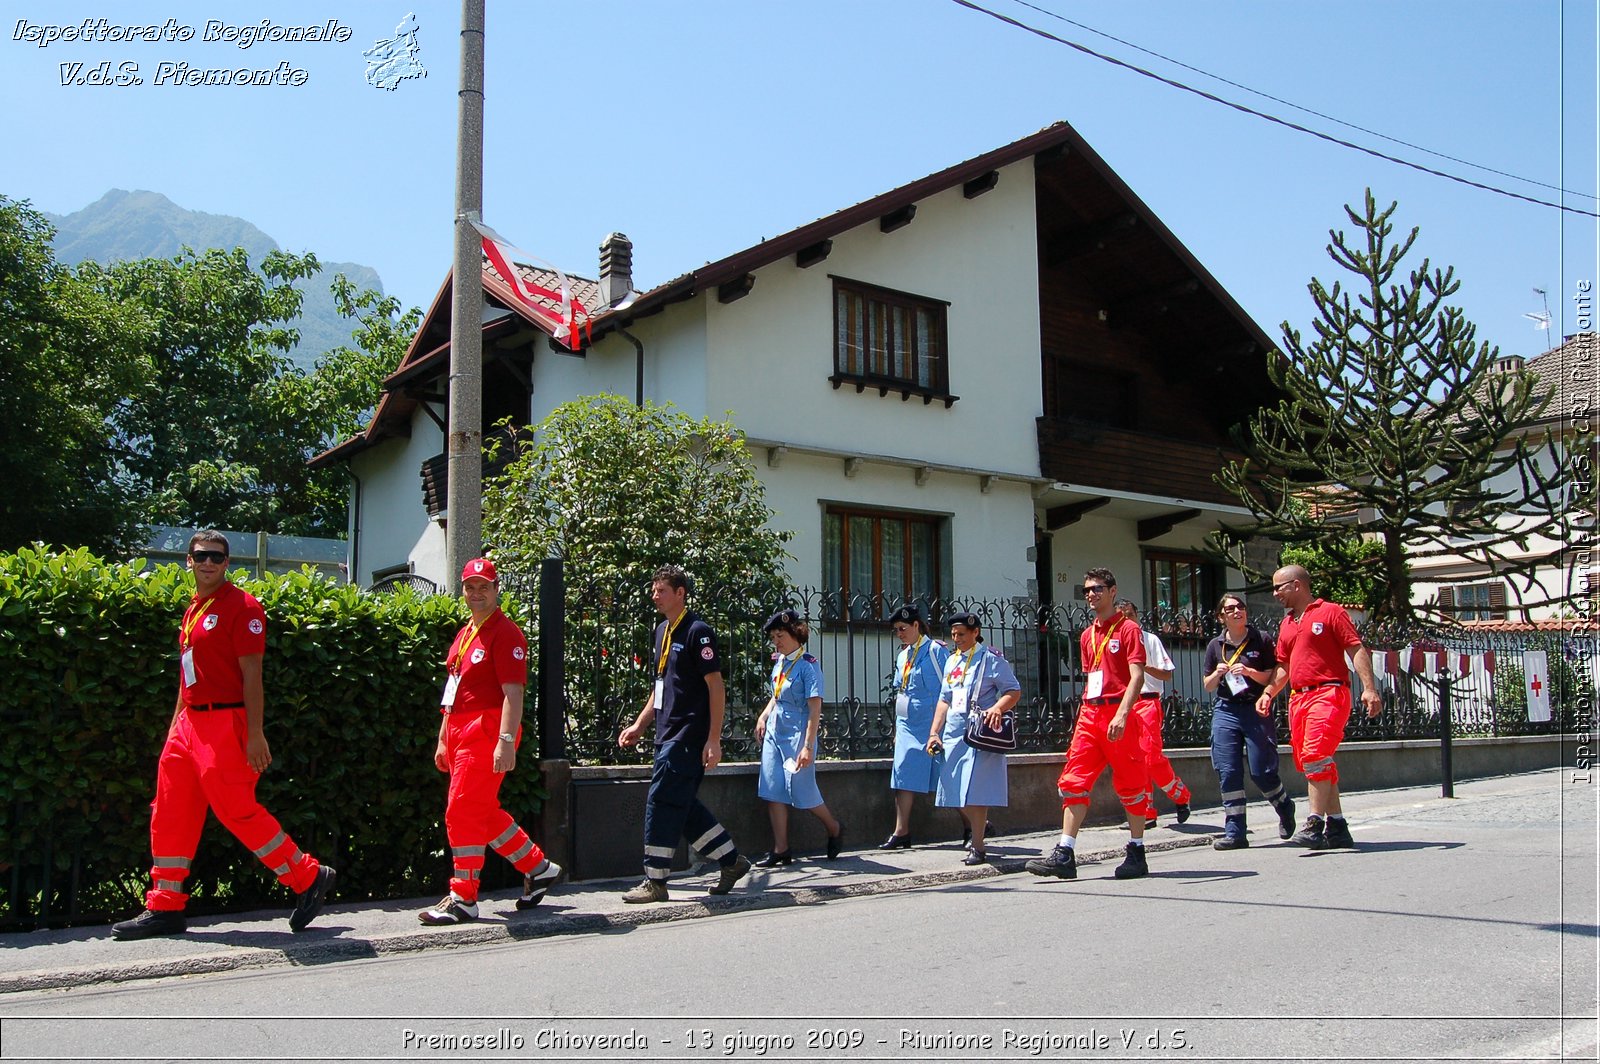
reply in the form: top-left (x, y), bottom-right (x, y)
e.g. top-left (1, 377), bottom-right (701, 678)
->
top-left (43, 189), bottom-right (386, 371)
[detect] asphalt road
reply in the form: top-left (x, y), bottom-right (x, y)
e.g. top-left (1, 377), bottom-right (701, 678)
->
top-left (0, 770), bottom-right (1593, 1063)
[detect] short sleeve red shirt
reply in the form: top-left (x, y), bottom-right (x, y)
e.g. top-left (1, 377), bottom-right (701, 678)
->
top-left (179, 581), bottom-right (265, 705)
top-left (444, 609), bottom-right (528, 713)
top-left (1275, 598), bottom-right (1361, 688)
top-left (1079, 615), bottom-right (1147, 700)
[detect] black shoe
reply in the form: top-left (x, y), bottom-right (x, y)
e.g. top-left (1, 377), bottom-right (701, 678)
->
top-left (1323, 817), bottom-right (1355, 849)
top-left (1144, 817), bottom-right (1158, 830)
top-left (962, 849), bottom-right (987, 866)
top-left (1025, 844), bottom-right (1077, 880)
top-left (960, 820), bottom-right (994, 848)
top-left (709, 854), bottom-right (752, 895)
top-left (1289, 815), bottom-right (1325, 848)
top-left (1277, 798), bottom-right (1297, 840)
top-left (1175, 803), bottom-right (1191, 824)
top-left (517, 858), bottom-right (563, 909)
top-left (1212, 834), bottom-right (1249, 851)
top-left (754, 850), bottom-right (793, 868)
top-left (111, 908), bottom-right (187, 941)
top-left (878, 833), bottom-right (911, 850)
top-left (289, 865), bottom-right (336, 933)
top-left (1113, 842), bottom-right (1149, 879)
top-left (827, 825), bottom-right (845, 861)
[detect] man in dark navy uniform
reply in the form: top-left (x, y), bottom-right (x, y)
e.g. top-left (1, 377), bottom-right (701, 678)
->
top-left (618, 564), bottom-right (750, 902)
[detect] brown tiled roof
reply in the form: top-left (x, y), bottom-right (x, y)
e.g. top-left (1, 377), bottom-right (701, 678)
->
top-left (1525, 331), bottom-right (1597, 409)
top-left (484, 256), bottom-right (606, 319)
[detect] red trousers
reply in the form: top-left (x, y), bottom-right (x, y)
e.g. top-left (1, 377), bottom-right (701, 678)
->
top-left (146, 707), bottom-right (319, 911)
top-left (1057, 701), bottom-right (1150, 819)
top-left (443, 711), bottom-right (545, 903)
top-left (1132, 695), bottom-right (1191, 816)
top-left (1288, 685), bottom-right (1351, 784)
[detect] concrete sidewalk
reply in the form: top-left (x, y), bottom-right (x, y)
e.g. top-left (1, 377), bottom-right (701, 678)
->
top-left (0, 771), bottom-right (1565, 994)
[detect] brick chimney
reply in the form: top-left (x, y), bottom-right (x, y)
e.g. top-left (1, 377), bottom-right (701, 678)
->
top-left (599, 232), bottom-right (633, 308)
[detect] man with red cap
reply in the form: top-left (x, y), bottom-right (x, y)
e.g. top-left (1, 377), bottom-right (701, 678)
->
top-left (1256, 564), bottom-right (1382, 849)
top-left (111, 530), bottom-right (335, 940)
top-left (419, 557), bottom-right (561, 924)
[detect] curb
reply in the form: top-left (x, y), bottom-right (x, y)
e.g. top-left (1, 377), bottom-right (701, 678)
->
top-left (0, 835), bottom-right (1216, 994)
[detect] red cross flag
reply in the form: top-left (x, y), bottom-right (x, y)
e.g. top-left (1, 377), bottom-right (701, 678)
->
top-left (1522, 650), bottom-right (1551, 723)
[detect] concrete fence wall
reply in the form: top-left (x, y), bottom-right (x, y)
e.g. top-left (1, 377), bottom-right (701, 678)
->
top-left (539, 735), bottom-right (1572, 881)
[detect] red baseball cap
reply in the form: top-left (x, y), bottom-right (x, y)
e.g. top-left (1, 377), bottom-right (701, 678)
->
top-left (460, 557), bottom-right (498, 583)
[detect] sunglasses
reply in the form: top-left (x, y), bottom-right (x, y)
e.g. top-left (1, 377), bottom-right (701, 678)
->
top-left (1220, 604), bottom-right (1246, 613)
top-left (1082, 584), bottom-right (1110, 595)
top-left (189, 550), bottom-right (228, 565)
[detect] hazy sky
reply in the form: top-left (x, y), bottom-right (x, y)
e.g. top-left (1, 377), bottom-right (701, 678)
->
top-left (3, 0), bottom-right (1595, 359)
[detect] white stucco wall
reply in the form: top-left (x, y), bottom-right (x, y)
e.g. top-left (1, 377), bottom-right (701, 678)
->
top-left (756, 449), bottom-right (1036, 596)
top-left (703, 158), bottom-right (1042, 478)
top-left (349, 417), bottom-right (447, 586)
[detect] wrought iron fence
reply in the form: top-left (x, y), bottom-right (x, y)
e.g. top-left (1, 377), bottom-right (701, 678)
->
top-left (500, 573), bottom-right (1596, 766)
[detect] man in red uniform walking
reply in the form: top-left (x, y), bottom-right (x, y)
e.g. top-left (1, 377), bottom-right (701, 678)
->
top-left (1026, 568), bottom-right (1152, 881)
top-left (1255, 564), bottom-right (1383, 849)
top-left (1117, 600), bottom-right (1192, 829)
top-left (112, 531), bottom-right (335, 940)
top-left (419, 558), bottom-right (561, 924)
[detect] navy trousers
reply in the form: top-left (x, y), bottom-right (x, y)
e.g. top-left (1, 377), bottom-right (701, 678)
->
top-left (1210, 703), bottom-right (1289, 838)
top-left (642, 739), bottom-right (737, 880)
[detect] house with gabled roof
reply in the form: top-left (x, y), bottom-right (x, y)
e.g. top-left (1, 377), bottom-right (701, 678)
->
top-left (313, 120), bottom-right (1282, 616)
top-left (1409, 331), bottom-right (1597, 622)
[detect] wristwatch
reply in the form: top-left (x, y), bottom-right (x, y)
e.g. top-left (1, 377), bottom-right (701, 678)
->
top-left (498, 732), bottom-right (515, 742)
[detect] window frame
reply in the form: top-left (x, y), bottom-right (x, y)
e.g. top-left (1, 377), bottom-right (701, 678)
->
top-left (822, 503), bottom-right (951, 622)
top-left (829, 276), bottom-right (956, 407)
top-left (1143, 549), bottom-right (1219, 620)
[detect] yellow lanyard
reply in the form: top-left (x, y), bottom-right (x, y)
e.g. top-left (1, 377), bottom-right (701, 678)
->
top-left (900, 638), bottom-right (927, 688)
top-left (180, 596), bottom-right (217, 651)
top-left (1223, 639), bottom-right (1249, 667)
top-left (449, 616), bottom-right (488, 675)
top-left (773, 649), bottom-right (803, 697)
top-left (656, 610), bottom-right (687, 677)
top-left (1086, 617), bottom-right (1123, 672)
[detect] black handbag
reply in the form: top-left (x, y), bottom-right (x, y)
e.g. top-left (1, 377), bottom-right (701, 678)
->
top-left (961, 653), bottom-right (1016, 752)
top-left (965, 709), bottom-right (1016, 753)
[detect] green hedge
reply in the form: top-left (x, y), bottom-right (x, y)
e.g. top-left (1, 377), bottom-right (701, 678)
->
top-left (0, 546), bottom-right (544, 929)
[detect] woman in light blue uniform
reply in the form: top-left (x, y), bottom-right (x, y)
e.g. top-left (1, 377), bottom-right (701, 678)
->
top-left (881, 605), bottom-right (950, 850)
top-left (926, 611), bottom-right (1021, 866)
top-left (754, 610), bottom-right (844, 866)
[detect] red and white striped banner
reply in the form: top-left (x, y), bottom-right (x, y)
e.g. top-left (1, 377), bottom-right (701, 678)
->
top-left (474, 222), bottom-right (592, 351)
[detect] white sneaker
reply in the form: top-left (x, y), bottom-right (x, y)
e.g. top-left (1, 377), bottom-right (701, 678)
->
top-left (418, 893), bottom-right (478, 925)
top-left (517, 859), bottom-right (563, 909)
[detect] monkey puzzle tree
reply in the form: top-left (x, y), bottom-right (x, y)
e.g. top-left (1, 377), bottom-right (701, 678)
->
top-left (1211, 191), bottom-right (1580, 627)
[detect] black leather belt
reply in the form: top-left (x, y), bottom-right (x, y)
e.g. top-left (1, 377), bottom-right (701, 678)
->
top-left (1290, 681), bottom-right (1344, 695)
top-left (1081, 695), bottom-right (1122, 705)
top-left (185, 701), bottom-right (245, 712)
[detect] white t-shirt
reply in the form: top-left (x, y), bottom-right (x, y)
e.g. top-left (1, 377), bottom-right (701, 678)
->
top-left (1139, 630), bottom-right (1175, 696)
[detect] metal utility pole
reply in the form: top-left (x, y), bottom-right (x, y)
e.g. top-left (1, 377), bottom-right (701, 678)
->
top-left (445, 0), bottom-right (486, 593)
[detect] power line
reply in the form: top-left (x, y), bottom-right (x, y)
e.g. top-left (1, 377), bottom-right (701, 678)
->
top-left (949, 0), bottom-right (1600, 219)
top-left (1004, 0), bottom-right (1597, 202)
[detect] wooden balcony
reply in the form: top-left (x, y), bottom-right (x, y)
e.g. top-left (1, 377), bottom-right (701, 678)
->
top-left (1037, 416), bottom-right (1245, 508)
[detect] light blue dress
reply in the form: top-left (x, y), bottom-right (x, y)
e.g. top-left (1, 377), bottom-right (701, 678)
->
top-left (891, 637), bottom-right (951, 792)
top-left (935, 644), bottom-right (1020, 809)
top-left (758, 651), bottom-right (827, 810)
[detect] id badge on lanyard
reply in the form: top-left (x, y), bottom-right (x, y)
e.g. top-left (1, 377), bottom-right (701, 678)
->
top-left (1225, 671), bottom-right (1250, 695)
top-left (654, 678), bottom-right (665, 709)
top-left (894, 692), bottom-right (911, 718)
top-left (1084, 670), bottom-right (1104, 700)
top-left (441, 673), bottom-right (460, 708)
top-left (181, 648), bottom-right (197, 688)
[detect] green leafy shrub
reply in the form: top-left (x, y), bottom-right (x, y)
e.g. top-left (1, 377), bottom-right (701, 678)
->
top-left (0, 546), bottom-right (543, 928)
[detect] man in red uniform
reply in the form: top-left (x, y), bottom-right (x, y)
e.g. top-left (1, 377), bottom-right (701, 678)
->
top-left (419, 558), bottom-right (561, 924)
top-left (1026, 568), bottom-right (1152, 881)
top-left (1255, 564), bottom-right (1382, 849)
top-left (1117, 600), bottom-right (1192, 829)
top-left (111, 531), bottom-right (335, 940)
